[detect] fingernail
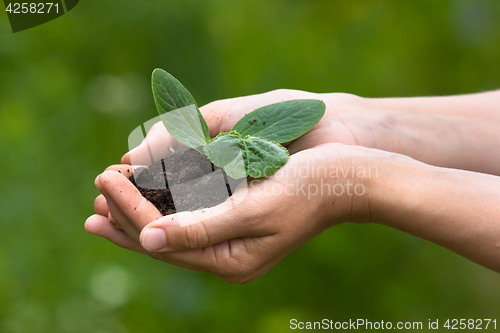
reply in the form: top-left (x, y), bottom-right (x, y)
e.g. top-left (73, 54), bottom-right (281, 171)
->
top-left (94, 175), bottom-right (102, 191)
top-left (142, 228), bottom-right (169, 251)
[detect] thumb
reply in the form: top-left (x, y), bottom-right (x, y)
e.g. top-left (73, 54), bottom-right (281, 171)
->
top-left (139, 199), bottom-right (276, 252)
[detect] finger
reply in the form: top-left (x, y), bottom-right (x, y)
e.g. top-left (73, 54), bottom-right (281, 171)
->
top-left (97, 173), bottom-right (150, 239)
top-left (121, 99), bottom-right (238, 165)
top-left (97, 171), bottom-right (162, 238)
top-left (95, 171), bottom-right (138, 236)
top-left (107, 212), bottom-right (123, 230)
top-left (200, 90), bottom-right (317, 137)
top-left (201, 97), bottom-right (271, 136)
top-left (125, 121), bottom-right (181, 166)
top-left (199, 100), bottom-right (234, 136)
top-left (87, 209), bottom-right (245, 274)
top-left (121, 153), bottom-right (131, 165)
top-left (84, 214), bottom-right (149, 254)
top-left (94, 195), bottom-right (109, 216)
top-left (104, 164), bottom-right (137, 178)
top-left (97, 179), bottom-right (138, 237)
top-left (84, 214), bottom-right (231, 273)
top-left (138, 193), bottom-right (278, 252)
top-left (145, 234), bottom-right (281, 282)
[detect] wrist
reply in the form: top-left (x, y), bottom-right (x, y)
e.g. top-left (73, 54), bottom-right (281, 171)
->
top-left (319, 93), bottom-right (425, 153)
top-left (367, 153), bottom-right (435, 228)
top-left (363, 96), bottom-right (500, 175)
top-left (362, 97), bottom-right (467, 169)
top-left (323, 146), bottom-right (434, 227)
top-left (314, 144), bottom-right (398, 228)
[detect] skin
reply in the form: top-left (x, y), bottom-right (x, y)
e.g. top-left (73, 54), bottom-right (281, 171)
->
top-left (85, 89), bottom-right (500, 283)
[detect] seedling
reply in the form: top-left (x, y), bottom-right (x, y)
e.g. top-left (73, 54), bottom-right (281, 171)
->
top-left (152, 68), bottom-right (326, 179)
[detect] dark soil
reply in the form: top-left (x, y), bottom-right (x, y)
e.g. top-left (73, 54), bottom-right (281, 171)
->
top-left (129, 148), bottom-right (234, 216)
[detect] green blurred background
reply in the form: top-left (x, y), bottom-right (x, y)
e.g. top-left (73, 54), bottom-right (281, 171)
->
top-left (1, 0), bottom-right (500, 332)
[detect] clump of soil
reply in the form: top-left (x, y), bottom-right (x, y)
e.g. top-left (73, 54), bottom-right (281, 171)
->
top-left (129, 148), bottom-right (233, 216)
top-left (129, 164), bottom-right (176, 216)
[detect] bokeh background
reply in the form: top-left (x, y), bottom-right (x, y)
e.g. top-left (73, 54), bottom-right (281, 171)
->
top-left (1, 0), bottom-right (500, 332)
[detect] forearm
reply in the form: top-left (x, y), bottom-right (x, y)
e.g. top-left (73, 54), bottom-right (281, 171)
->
top-left (370, 155), bottom-right (500, 272)
top-left (332, 91), bottom-right (500, 175)
top-left (371, 90), bottom-right (500, 119)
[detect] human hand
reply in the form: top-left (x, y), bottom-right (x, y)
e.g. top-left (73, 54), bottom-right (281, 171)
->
top-left (131, 88), bottom-right (499, 176)
top-left (120, 89), bottom-right (376, 166)
top-left (122, 88), bottom-right (461, 171)
top-left (86, 143), bottom-right (390, 283)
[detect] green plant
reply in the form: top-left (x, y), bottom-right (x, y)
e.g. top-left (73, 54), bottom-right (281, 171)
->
top-left (152, 68), bottom-right (325, 179)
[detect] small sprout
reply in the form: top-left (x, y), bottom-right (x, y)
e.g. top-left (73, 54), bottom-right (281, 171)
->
top-left (151, 68), bottom-right (325, 179)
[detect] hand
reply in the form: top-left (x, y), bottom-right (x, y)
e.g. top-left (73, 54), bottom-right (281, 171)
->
top-left (86, 143), bottom-right (394, 283)
top-left (120, 89), bottom-right (374, 165)
top-left (122, 88), bottom-right (471, 170)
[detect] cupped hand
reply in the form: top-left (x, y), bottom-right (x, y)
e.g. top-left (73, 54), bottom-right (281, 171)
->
top-left (86, 89), bottom-right (391, 282)
top-left (86, 143), bottom-right (386, 283)
top-left (121, 89), bottom-right (380, 165)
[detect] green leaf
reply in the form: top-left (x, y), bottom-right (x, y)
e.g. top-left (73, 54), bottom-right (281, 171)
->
top-left (243, 136), bottom-right (289, 178)
top-left (206, 132), bottom-right (289, 179)
top-left (152, 69), bottom-right (210, 152)
top-left (232, 99), bottom-right (326, 143)
top-left (205, 132), bottom-right (247, 179)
